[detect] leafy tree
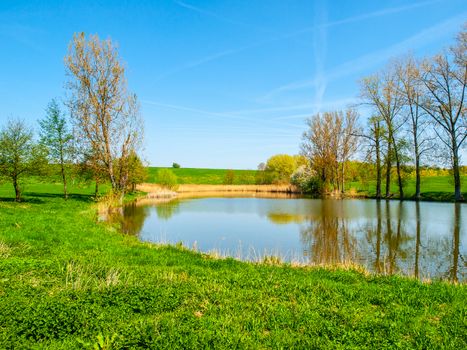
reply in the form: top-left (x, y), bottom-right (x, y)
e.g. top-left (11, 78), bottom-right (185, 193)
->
top-left (39, 99), bottom-right (74, 199)
top-left (265, 154), bottom-right (297, 183)
top-left (172, 162), bottom-right (181, 168)
top-left (127, 153), bottom-right (148, 192)
top-left (0, 119), bottom-right (48, 201)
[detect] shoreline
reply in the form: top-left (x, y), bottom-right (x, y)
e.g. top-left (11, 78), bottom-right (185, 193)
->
top-left (136, 183), bottom-right (466, 203)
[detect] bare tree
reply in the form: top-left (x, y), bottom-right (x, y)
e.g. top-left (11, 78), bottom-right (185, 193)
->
top-left (301, 108), bottom-right (359, 193)
top-left (65, 32), bottom-right (143, 199)
top-left (395, 56), bottom-right (435, 200)
top-left (338, 108), bottom-right (359, 193)
top-left (359, 115), bottom-right (386, 199)
top-left (418, 28), bottom-right (466, 201)
top-left (360, 68), bottom-right (406, 198)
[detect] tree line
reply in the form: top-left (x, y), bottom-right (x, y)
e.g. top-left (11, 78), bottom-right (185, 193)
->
top-left (296, 24), bottom-right (466, 201)
top-left (0, 33), bottom-right (146, 202)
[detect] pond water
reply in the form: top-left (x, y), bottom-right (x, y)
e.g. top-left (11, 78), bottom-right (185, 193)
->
top-left (110, 195), bottom-right (466, 282)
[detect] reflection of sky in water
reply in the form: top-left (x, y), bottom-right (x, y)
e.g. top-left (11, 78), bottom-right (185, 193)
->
top-left (120, 198), bottom-right (466, 281)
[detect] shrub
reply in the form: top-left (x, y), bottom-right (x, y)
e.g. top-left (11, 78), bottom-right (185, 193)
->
top-left (223, 170), bottom-right (235, 185)
top-left (157, 169), bottom-right (178, 190)
top-left (172, 163), bottom-right (180, 168)
top-left (290, 166), bottom-right (322, 194)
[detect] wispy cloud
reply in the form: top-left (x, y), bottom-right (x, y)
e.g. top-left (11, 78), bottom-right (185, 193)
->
top-left (141, 99), bottom-right (304, 129)
top-left (311, 1), bottom-right (327, 113)
top-left (173, 0), bottom-right (272, 33)
top-left (261, 12), bottom-right (467, 100)
top-left (324, 0), bottom-right (441, 28)
top-left (160, 0), bottom-right (439, 81)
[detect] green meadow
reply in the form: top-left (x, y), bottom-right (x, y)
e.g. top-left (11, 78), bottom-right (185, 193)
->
top-left (148, 167), bottom-right (258, 185)
top-left (0, 181), bottom-right (466, 349)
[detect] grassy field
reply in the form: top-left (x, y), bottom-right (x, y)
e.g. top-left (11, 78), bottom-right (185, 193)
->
top-left (148, 167), bottom-right (258, 185)
top-left (0, 182), bottom-right (466, 348)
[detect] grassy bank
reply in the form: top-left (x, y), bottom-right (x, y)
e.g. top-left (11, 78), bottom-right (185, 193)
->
top-left (349, 175), bottom-right (467, 201)
top-left (0, 184), bottom-right (466, 348)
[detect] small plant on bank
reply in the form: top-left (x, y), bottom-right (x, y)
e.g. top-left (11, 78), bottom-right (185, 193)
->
top-left (223, 170), bottom-right (235, 185)
top-left (157, 169), bottom-right (178, 190)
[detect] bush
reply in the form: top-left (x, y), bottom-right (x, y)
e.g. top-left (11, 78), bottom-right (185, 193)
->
top-left (157, 169), bottom-right (178, 190)
top-left (223, 170), bottom-right (235, 185)
top-left (290, 166), bottom-right (322, 194)
top-left (172, 163), bottom-right (180, 168)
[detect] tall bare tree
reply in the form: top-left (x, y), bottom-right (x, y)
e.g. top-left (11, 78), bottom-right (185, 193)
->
top-left (360, 68), bottom-right (405, 198)
top-left (395, 57), bottom-right (435, 200)
top-left (419, 28), bottom-right (466, 201)
top-left (65, 32), bottom-right (143, 199)
top-left (360, 115), bottom-right (386, 199)
top-left (338, 108), bottom-right (359, 193)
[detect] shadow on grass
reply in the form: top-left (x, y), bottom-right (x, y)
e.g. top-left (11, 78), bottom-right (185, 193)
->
top-left (24, 192), bottom-right (96, 203)
top-left (0, 192), bottom-right (96, 204)
top-left (0, 196), bottom-right (45, 204)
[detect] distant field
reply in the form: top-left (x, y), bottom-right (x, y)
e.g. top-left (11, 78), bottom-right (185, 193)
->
top-left (148, 167), bottom-right (466, 200)
top-left (148, 167), bottom-right (258, 185)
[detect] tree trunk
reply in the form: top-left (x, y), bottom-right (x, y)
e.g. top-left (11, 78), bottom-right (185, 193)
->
top-left (385, 141), bottom-right (392, 198)
top-left (391, 134), bottom-right (404, 199)
top-left (13, 175), bottom-right (21, 202)
top-left (452, 142), bottom-right (463, 201)
top-left (413, 122), bottom-right (421, 200)
top-left (394, 149), bottom-right (404, 199)
top-left (414, 154), bottom-right (421, 200)
top-left (61, 163), bottom-right (68, 200)
top-left (59, 148), bottom-right (68, 200)
top-left (95, 179), bottom-right (99, 198)
top-left (341, 162), bottom-right (345, 194)
top-left (375, 137), bottom-right (382, 199)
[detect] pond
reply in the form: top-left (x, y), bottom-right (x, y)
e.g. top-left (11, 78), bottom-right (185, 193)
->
top-left (109, 194), bottom-right (466, 282)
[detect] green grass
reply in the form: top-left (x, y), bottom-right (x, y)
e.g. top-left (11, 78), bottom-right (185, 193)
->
top-left (0, 182), bottom-right (466, 348)
top-left (148, 167), bottom-right (258, 185)
top-left (349, 175), bottom-right (467, 201)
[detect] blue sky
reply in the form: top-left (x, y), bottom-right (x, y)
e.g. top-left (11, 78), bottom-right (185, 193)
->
top-left (0, 0), bottom-right (466, 169)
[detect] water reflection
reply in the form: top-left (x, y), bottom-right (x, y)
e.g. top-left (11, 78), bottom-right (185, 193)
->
top-left (110, 196), bottom-right (465, 281)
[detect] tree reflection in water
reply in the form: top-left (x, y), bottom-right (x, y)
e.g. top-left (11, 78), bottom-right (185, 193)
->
top-left (300, 200), bottom-right (358, 265)
top-left (299, 199), bottom-right (463, 281)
